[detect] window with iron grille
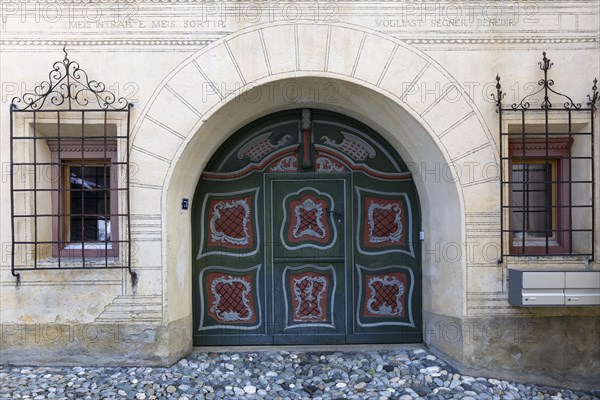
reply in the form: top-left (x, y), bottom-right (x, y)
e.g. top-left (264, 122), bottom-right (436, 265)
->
top-left (9, 48), bottom-right (135, 283)
top-left (46, 138), bottom-right (121, 258)
top-left (508, 137), bottom-right (571, 254)
top-left (493, 52), bottom-right (597, 260)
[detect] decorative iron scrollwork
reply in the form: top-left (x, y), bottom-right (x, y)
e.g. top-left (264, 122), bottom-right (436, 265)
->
top-left (11, 46), bottom-right (129, 111)
top-left (491, 74), bottom-right (505, 112)
top-left (492, 51), bottom-right (597, 112)
top-left (493, 51), bottom-right (596, 263)
top-left (9, 47), bottom-right (134, 285)
top-left (588, 78), bottom-right (599, 111)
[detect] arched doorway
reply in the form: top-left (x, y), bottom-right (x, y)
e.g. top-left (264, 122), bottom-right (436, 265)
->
top-left (192, 109), bottom-right (421, 345)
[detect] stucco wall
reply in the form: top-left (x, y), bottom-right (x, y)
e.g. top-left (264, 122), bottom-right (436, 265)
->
top-left (1, 0), bottom-right (599, 390)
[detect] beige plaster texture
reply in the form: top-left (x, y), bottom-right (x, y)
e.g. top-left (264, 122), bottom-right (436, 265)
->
top-left (1, 1), bottom-right (599, 390)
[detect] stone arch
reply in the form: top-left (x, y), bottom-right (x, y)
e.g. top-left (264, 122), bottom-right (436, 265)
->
top-left (128, 22), bottom-right (498, 358)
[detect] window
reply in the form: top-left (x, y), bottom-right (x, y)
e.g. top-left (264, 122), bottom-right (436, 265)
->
top-left (48, 139), bottom-right (119, 258)
top-left (495, 53), bottom-right (596, 260)
top-left (508, 138), bottom-right (571, 254)
top-left (9, 48), bottom-right (134, 282)
top-left (10, 117), bottom-right (131, 276)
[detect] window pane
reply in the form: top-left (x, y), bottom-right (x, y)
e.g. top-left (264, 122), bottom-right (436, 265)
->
top-left (68, 165), bottom-right (111, 242)
top-left (511, 163), bottom-right (552, 239)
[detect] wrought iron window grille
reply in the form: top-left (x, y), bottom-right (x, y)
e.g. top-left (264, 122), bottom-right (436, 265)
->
top-left (492, 52), bottom-right (597, 262)
top-left (9, 47), bottom-right (136, 284)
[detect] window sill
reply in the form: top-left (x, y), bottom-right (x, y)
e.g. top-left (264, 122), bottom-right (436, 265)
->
top-left (64, 243), bottom-right (114, 250)
top-left (34, 257), bottom-right (124, 268)
top-left (511, 240), bottom-right (559, 247)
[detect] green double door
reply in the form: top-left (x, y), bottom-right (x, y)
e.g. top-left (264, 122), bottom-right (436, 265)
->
top-left (193, 109), bottom-right (421, 346)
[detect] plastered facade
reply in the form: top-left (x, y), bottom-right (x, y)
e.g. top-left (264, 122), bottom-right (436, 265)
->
top-left (0, 0), bottom-right (599, 390)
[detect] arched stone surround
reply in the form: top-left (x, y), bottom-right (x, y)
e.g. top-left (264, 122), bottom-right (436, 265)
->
top-left (129, 21), bottom-right (498, 365)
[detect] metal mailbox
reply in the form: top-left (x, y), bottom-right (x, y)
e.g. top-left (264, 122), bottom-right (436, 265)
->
top-left (508, 269), bottom-right (600, 307)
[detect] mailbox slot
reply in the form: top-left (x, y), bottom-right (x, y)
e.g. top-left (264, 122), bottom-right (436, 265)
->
top-left (565, 289), bottom-right (600, 306)
top-left (521, 289), bottom-right (565, 306)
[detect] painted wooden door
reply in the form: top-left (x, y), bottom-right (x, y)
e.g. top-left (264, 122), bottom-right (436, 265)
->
top-left (193, 109), bottom-right (421, 345)
top-left (268, 176), bottom-right (349, 344)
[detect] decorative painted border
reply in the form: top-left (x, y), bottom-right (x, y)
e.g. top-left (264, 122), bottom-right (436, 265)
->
top-left (314, 120), bottom-right (403, 171)
top-left (315, 147), bottom-right (412, 180)
top-left (203, 146), bottom-right (298, 180)
top-left (282, 264), bottom-right (337, 330)
top-left (355, 264), bottom-right (415, 328)
top-left (279, 187), bottom-right (338, 251)
top-left (321, 131), bottom-right (376, 161)
top-left (269, 154), bottom-right (299, 172)
top-left (197, 187), bottom-right (260, 258)
top-left (216, 121), bottom-right (300, 171)
top-left (198, 264), bottom-right (263, 331)
top-left (355, 186), bottom-right (414, 257)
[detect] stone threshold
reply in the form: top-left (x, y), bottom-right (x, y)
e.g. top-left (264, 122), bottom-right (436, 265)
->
top-left (192, 343), bottom-right (425, 353)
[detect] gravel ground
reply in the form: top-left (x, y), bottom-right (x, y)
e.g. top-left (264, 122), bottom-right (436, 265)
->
top-left (1, 348), bottom-right (598, 399)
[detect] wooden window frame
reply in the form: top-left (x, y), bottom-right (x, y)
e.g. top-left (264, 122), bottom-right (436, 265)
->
top-left (48, 139), bottom-right (119, 258)
top-left (508, 137), bottom-right (572, 255)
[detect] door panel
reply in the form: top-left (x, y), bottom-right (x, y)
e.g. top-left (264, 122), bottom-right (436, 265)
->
top-left (347, 175), bottom-right (421, 343)
top-left (272, 263), bottom-right (346, 344)
top-left (193, 175), bottom-right (271, 345)
top-left (268, 176), bottom-right (349, 344)
top-left (270, 177), bottom-right (347, 260)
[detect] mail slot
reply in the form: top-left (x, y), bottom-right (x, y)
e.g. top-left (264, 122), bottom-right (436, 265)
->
top-left (565, 289), bottom-right (600, 306)
top-left (522, 289), bottom-right (565, 306)
top-left (509, 269), bottom-right (600, 307)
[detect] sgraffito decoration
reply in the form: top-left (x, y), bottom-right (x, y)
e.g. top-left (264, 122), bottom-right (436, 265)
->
top-left (198, 188), bottom-right (260, 258)
top-left (199, 265), bottom-right (262, 331)
top-left (356, 264), bottom-right (414, 328)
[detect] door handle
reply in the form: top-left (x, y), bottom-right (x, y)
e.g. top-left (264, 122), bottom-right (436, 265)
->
top-left (326, 208), bottom-right (343, 219)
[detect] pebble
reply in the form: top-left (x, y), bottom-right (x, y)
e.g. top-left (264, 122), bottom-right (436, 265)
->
top-left (0, 349), bottom-right (597, 400)
top-left (166, 385), bottom-right (177, 393)
top-left (243, 385), bottom-right (257, 394)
